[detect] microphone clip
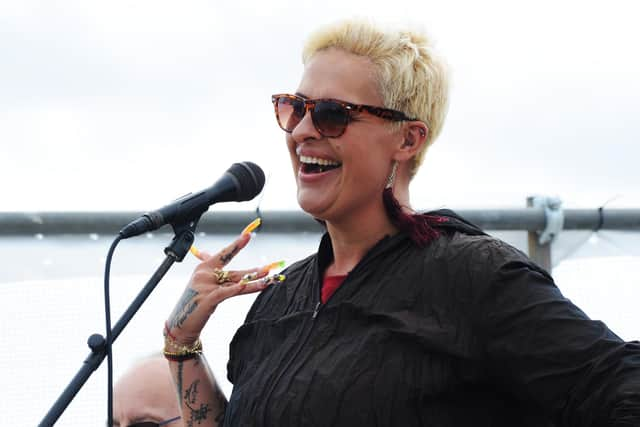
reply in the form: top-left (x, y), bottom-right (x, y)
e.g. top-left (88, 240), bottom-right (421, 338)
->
top-left (164, 216), bottom-right (201, 262)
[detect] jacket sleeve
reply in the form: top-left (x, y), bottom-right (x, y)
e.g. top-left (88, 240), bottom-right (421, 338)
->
top-left (473, 240), bottom-right (640, 427)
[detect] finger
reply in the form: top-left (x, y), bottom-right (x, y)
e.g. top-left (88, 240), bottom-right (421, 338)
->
top-left (238, 274), bottom-right (285, 294)
top-left (205, 233), bottom-right (251, 268)
top-left (208, 274), bottom-right (286, 305)
top-left (210, 267), bottom-right (268, 286)
top-left (236, 267), bottom-right (270, 284)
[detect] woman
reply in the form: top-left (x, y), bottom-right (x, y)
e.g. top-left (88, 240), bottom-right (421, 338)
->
top-left (162, 20), bottom-right (640, 426)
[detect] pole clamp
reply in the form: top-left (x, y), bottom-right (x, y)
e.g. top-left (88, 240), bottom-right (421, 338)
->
top-left (531, 196), bottom-right (564, 245)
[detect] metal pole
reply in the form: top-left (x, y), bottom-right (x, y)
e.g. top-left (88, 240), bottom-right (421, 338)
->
top-left (0, 208), bottom-right (638, 235)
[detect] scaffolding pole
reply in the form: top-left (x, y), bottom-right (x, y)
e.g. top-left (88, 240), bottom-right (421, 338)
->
top-left (1, 208), bottom-right (638, 234)
top-left (0, 207), bottom-right (638, 270)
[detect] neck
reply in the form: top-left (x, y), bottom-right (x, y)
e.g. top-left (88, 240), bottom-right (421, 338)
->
top-left (393, 172), bottom-right (412, 212)
top-left (324, 198), bottom-right (400, 277)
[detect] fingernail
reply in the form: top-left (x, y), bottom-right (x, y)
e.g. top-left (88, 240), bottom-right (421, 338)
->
top-left (261, 274), bottom-right (286, 287)
top-left (241, 218), bottom-right (262, 236)
top-left (189, 245), bottom-right (201, 258)
top-left (260, 260), bottom-right (285, 274)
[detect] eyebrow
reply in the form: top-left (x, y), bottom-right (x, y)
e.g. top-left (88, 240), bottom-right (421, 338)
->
top-left (129, 417), bottom-right (161, 424)
top-left (116, 414), bottom-right (162, 426)
top-left (295, 91), bottom-right (309, 99)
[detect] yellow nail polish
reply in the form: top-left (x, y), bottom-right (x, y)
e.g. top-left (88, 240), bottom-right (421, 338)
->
top-left (189, 245), bottom-right (201, 258)
top-left (272, 274), bottom-right (286, 283)
top-left (261, 274), bottom-right (286, 285)
top-left (241, 218), bottom-right (262, 236)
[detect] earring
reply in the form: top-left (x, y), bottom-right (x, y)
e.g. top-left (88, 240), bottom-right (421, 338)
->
top-left (385, 161), bottom-right (398, 189)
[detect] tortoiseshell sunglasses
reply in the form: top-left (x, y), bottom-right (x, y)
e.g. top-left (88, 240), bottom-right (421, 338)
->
top-left (271, 94), bottom-right (418, 138)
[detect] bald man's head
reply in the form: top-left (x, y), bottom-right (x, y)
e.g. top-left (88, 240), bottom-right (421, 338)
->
top-left (113, 357), bottom-right (182, 426)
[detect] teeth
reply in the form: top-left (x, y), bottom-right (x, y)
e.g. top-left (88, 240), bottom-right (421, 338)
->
top-left (299, 155), bottom-right (341, 166)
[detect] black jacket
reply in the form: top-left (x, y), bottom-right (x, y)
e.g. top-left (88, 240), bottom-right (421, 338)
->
top-left (225, 211), bottom-right (640, 426)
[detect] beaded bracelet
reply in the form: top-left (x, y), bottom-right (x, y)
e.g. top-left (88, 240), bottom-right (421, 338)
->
top-left (163, 339), bottom-right (202, 361)
top-left (163, 321), bottom-right (202, 361)
top-left (164, 336), bottom-right (202, 353)
top-left (164, 348), bottom-right (202, 362)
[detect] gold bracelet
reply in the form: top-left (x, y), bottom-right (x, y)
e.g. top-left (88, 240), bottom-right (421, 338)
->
top-left (163, 347), bottom-right (202, 361)
top-left (163, 321), bottom-right (202, 355)
top-left (164, 336), bottom-right (202, 354)
top-left (163, 337), bottom-right (203, 362)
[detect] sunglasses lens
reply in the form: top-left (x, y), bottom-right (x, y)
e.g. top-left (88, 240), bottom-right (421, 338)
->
top-left (276, 96), bottom-right (305, 132)
top-left (312, 101), bottom-right (349, 137)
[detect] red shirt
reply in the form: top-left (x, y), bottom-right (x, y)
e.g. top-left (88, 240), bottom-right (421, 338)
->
top-left (321, 274), bottom-right (347, 303)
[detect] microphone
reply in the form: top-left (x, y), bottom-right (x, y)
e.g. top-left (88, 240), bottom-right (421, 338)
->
top-left (119, 161), bottom-right (265, 238)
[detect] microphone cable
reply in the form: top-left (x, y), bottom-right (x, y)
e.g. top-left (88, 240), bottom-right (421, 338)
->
top-left (104, 234), bottom-right (123, 427)
top-left (101, 161), bottom-right (264, 424)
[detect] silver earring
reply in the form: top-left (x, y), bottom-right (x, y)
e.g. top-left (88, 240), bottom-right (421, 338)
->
top-left (385, 161), bottom-right (398, 189)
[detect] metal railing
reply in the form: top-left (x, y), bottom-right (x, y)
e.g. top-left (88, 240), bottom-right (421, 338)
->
top-left (1, 204), bottom-right (638, 271)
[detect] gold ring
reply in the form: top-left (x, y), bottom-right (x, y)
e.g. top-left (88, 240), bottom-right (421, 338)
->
top-left (213, 269), bottom-right (232, 284)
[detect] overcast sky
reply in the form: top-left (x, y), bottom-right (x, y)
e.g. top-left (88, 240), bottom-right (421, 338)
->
top-left (1, 0), bottom-right (639, 212)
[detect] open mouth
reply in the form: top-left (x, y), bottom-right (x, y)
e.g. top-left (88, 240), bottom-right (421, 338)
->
top-left (300, 155), bottom-right (342, 174)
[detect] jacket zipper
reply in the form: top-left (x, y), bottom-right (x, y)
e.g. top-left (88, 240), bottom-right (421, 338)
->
top-left (258, 233), bottom-right (402, 424)
top-left (310, 231), bottom-right (398, 320)
top-left (312, 267), bottom-right (355, 319)
top-left (261, 268), bottom-right (347, 422)
top-left (312, 301), bottom-right (321, 319)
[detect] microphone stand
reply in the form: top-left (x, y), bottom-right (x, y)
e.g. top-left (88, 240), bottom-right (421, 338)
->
top-left (39, 221), bottom-right (197, 426)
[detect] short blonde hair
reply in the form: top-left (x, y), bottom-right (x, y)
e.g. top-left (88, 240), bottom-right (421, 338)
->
top-left (302, 19), bottom-right (449, 177)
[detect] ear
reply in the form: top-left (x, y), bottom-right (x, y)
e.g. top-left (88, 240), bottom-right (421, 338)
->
top-left (392, 121), bottom-right (428, 162)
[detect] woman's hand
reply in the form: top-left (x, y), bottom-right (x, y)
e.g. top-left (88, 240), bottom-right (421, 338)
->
top-left (165, 233), bottom-right (273, 345)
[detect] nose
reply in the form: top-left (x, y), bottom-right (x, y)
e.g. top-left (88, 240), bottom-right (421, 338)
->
top-left (291, 105), bottom-right (322, 143)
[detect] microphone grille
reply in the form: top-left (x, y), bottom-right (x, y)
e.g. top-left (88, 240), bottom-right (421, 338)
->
top-left (228, 162), bottom-right (266, 201)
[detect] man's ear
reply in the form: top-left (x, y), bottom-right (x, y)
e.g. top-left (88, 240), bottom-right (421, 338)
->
top-left (392, 122), bottom-right (428, 162)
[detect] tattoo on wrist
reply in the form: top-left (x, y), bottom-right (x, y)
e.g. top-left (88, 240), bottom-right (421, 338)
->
top-left (169, 288), bottom-right (198, 329)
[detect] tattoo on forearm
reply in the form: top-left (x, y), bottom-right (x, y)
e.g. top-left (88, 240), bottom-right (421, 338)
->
top-left (176, 357), bottom-right (224, 426)
top-left (184, 379), bottom-right (200, 404)
top-left (181, 368), bottom-right (225, 426)
top-left (184, 378), bottom-right (213, 426)
top-left (168, 288), bottom-right (198, 329)
top-left (177, 361), bottom-right (184, 406)
top-left (219, 245), bottom-right (239, 265)
top-left (185, 402), bottom-right (213, 426)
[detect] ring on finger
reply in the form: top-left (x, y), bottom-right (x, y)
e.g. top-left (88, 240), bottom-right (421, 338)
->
top-left (240, 271), bottom-right (259, 284)
top-left (213, 269), bottom-right (233, 285)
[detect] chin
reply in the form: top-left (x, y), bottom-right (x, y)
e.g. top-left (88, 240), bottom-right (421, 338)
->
top-left (297, 193), bottom-right (332, 221)
top-left (297, 199), bottom-right (324, 219)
